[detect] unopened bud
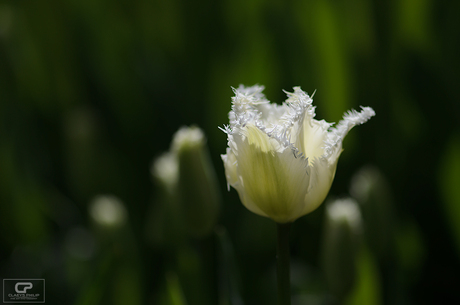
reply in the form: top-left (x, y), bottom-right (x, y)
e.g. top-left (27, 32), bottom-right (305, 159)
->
top-left (172, 126), bottom-right (220, 238)
top-left (152, 152), bottom-right (179, 193)
top-left (89, 195), bottom-right (127, 230)
top-left (350, 166), bottom-right (394, 259)
top-left (322, 198), bottom-right (362, 300)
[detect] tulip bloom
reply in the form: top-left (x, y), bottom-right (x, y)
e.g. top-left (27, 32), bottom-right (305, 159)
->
top-left (221, 85), bottom-right (375, 223)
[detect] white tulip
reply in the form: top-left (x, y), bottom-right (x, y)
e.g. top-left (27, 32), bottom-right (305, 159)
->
top-left (221, 85), bottom-right (375, 223)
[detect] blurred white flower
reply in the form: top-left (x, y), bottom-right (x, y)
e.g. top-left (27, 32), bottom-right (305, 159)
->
top-left (221, 85), bottom-right (375, 223)
top-left (152, 152), bottom-right (179, 193)
top-left (326, 198), bottom-right (362, 232)
top-left (172, 125), bottom-right (206, 151)
top-left (89, 195), bottom-right (127, 229)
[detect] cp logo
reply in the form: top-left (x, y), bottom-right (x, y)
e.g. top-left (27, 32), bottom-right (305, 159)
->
top-left (15, 282), bottom-right (33, 293)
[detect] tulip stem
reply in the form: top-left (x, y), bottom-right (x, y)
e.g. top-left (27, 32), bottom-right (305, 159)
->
top-left (276, 222), bottom-right (291, 305)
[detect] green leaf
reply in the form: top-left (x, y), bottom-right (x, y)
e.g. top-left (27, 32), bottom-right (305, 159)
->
top-left (345, 247), bottom-right (382, 305)
top-left (438, 135), bottom-right (460, 256)
top-left (165, 271), bottom-right (188, 305)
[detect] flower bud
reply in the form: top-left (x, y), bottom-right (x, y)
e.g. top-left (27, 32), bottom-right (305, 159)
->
top-left (89, 195), bottom-right (127, 230)
top-left (148, 152), bottom-right (185, 247)
top-left (172, 126), bottom-right (221, 238)
top-left (321, 198), bottom-right (362, 300)
top-left (350, 166), bottom-right (394, 259)
top-left (152, 152), bottom-right (179, 193)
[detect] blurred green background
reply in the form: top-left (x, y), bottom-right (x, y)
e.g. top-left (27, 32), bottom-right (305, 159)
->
top-left (1, 0), bottom-right (459, 304)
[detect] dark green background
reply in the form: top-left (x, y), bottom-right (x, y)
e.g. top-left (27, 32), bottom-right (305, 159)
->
top-left (1, 0), bottom-right (459, 304)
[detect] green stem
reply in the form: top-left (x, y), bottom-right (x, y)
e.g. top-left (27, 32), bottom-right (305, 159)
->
top-left (276, 222), bottom-right (291, 305)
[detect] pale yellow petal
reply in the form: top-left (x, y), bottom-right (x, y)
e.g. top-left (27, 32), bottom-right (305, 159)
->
top-left (302, 156), bottom-right (340, 215)
top-left (295, 115), bottom-right (330, 162)
top-left (233, 124), bottom-right (310, 223)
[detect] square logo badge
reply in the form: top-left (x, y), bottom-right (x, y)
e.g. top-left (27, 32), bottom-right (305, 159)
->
top-left (3, 279), bottom-right (45, 303)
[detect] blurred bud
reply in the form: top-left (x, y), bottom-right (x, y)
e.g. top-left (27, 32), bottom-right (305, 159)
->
top-left (148, 153), bottom-right (185, 247)
top-left (172, 126), bottom-right (221, 238)
top-left (89, 195), bottom-right (127, 231)
top-left (350, 165), bottom-right (394, 259)
top-left (148, 126), bottom-right (221, 245)
top-left (152, 152), bottom-right (179, 193)
top-left (321, 198), bottom-right (362, 300)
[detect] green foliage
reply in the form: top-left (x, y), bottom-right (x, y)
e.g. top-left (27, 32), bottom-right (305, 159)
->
top-left (345, 247), bottom-right (382, 305)
top-left (439, 136), bottom-right (460, 255)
